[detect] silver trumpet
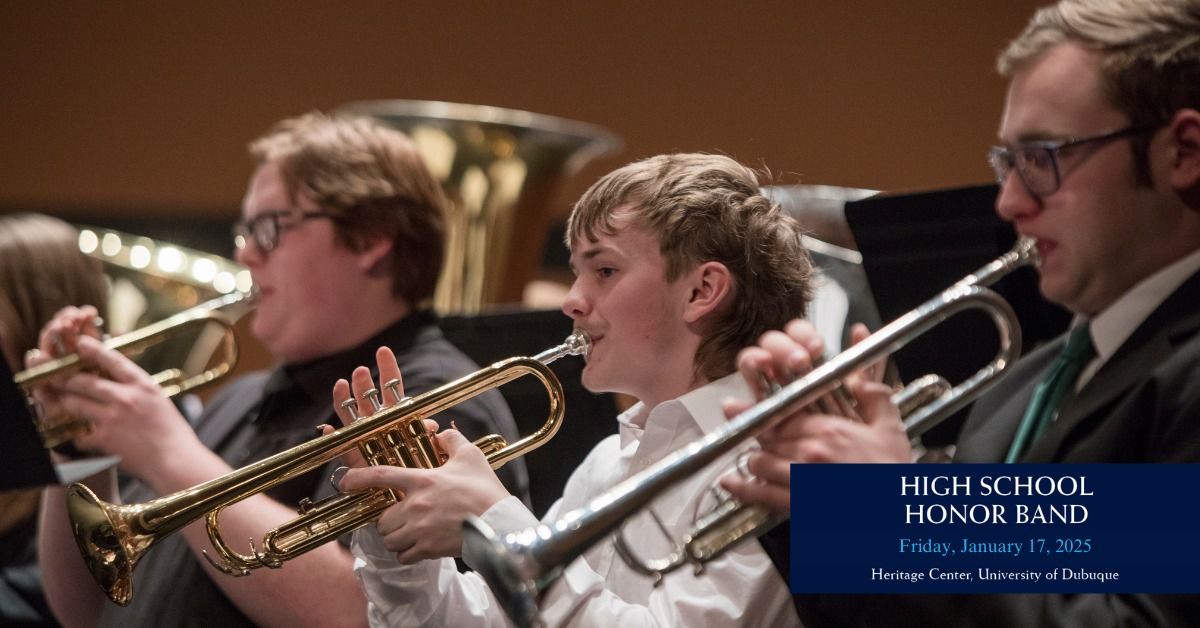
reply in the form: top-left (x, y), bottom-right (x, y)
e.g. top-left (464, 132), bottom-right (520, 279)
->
top-left (461, 238), bottom-right (1038, 628)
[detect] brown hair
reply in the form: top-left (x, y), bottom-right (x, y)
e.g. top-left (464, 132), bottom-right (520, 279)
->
top-left (0, 213), bottom-right (108, 536)
top-left (249, 112), bottom-right (448, 307)
top-left (0, 213), bottom-right (108, 367)
top-left (999, 0), bottom-right (1200, 181)
top-left (566, 153), bottom-right (814, 381)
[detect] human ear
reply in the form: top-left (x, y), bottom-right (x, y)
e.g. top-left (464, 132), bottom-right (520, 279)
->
top-left (1166, 108), bottom-right (1200, 192)
top-left (683, 261), bottom-right (733, 324)
top-left (356, 236), bottom-right (395, 275)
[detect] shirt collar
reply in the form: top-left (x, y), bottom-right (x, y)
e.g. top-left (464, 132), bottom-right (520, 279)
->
top-left (1083, 248), bottom-right (1200, 365)
top-left (616, 372), bottom-right (751, 448)
top-left (269, 309), bottom-right (439, 406)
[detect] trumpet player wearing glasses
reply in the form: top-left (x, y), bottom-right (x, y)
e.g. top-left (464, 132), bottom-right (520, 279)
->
top-left (724, 0), bottom-right (1200, 626)
top-left (33, 113), bottom-right (526, 628)
top-left (334, 153), bottom-right (811, 626)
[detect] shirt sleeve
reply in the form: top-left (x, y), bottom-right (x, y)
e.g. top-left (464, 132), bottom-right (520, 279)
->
top-left (352, 525), bottom-right (512, 628)
top-left (533, 519), bottom-right (797, 627)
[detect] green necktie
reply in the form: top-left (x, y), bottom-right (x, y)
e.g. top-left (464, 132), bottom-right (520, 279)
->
top-left (1004, 324), bottom-right (1096, 463)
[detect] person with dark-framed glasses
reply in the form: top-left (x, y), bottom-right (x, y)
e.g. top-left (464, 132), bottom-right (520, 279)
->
top-left (986, 124), bottom-right (1162, 198)
top-left (724, 0), bottom-right (1200, 626)
top-left (32, 112), bottom-right (528, 628)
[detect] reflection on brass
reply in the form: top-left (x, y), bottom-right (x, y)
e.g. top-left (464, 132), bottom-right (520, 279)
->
top-left (16, 291), bottom-right (256, 448)
top-left (66, 332), bottom-right (588, 605)
top-left (461, 239), bottom-right (1038, 628)
top-left (11, 226), bottom-right (255, 449)
top-left (336, 100), bottom-right (622, 313)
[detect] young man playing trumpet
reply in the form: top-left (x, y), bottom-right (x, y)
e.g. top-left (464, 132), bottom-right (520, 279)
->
top-left (724, 0), bottom-right (1200, 625)
top-left (335, 153), bottom-right (811, 626)
top-left (31, 113), bottom-right (525, 628)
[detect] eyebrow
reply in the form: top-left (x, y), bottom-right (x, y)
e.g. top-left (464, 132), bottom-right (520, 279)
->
top-left (998, 130), bottom-right (1065, 145)
top-left (567, 243), bottom-right (622, 271)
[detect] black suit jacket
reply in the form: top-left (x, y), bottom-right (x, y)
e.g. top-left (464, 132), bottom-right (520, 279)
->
top-left (796, 269), bottom-right (1200, 628)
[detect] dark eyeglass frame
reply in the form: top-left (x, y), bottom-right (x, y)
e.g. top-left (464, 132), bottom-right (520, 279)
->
top-left (987, 124), bottom-right (1159, 197)
top-left (232, 210), bottom-right (339, 252)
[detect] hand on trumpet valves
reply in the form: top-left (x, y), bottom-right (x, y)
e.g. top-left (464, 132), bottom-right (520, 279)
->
top-left (719, 319), bottom-right (910, 516)
top-left (332, 345), bottom-right (512, 564)
top-left (33, 322), bottom-right (201, 481)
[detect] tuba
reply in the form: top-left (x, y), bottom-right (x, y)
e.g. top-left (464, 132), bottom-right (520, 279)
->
top-left (67, 332), bottom-right (589, 605)
top-left (461, 238), bottom-right (1039, 628)
top-left (335, 100), bottom-right (622, 313)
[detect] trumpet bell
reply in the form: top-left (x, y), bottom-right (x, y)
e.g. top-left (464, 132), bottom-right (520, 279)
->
top-left (68, 332), bottom-right (588, 605)
top-left (66, 483), bottom-right (139, 606)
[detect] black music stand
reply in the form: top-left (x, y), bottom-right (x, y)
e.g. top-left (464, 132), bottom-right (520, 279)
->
top-left (845, 183), bottom-right (1071, 444)
top-left (1, 348), bottom-right (120, 491)
top-left (0, 353), bottom-right (58, 490)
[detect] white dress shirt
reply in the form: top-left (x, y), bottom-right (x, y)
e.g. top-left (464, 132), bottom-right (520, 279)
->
top-left (351, 373), bottom-right (800, 627)
top-left (1075, 247), bottom-right (1200, 389)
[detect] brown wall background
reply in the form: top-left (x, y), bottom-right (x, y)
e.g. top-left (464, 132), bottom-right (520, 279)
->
top-left (1, 1), bottom-right (1046, 223)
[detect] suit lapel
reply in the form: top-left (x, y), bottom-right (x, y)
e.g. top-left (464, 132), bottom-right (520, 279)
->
top-left (954, 339), bottom-right (1061, 462)
top-left (1026, 270), bottom-right (1200, 462)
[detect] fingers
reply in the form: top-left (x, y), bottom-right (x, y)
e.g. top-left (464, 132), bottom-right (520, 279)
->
top-left (719, 474), bottom-right (791, 516)
top-left (848, 322), bottom-right (888, 383)
top-left (434, 428), bottom-right (471, 456)
top-left (739, 450), bottom-right (791, 487)
top-left (349, 366), bottom-right (380, 418)
top-left (722, 397), bottom-right (753, 422)
top-left (39, 306), bottom-right (101, 357)
top-left (74, 336), bottom-right (149, 385)
top-left (845, 376), bottom-right (902, 428)
top-left (340, 464), bottom-right (421, 494)
top-left (375, 347), bottom-right (404, 404)
top-left (332, 379), bottom-right (355, 427)
top-left (783, 319), bottom-right (826, 359)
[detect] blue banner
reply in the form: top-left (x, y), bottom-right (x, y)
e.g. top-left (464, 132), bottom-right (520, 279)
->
top-left (790, 464), bottom-right (1200, 593)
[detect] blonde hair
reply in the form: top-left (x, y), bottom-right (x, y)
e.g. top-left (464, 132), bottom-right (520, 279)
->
top-left (567, 153), bottom-right (814, 381)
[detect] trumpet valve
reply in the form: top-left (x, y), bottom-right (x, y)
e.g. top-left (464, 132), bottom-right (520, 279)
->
top-left (340, 398), bottom-right (361, 422)
top-left (383, 378), bottom-right (404, 405)
top-left (361, 387), bottom-right (383, 412)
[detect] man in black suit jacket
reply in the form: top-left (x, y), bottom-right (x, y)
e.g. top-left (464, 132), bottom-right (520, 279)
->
top-left (722, 0), bottom-right (1200, 625)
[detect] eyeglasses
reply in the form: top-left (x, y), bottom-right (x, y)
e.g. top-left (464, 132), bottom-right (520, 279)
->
top-left (233, 210), bottom-right (337, 252)
top-left (987, 125), bottom-right (1158, 197)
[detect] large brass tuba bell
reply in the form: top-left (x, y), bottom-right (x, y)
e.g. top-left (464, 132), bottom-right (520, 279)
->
top-left (336, 100), bottom-right (622, 313)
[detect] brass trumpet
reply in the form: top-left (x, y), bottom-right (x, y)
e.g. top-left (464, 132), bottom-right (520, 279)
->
top-left (15, 290), bottom-right (255, 447)
top-left (67, 331), bottom-right (589, 606)
top-left (461, 238), bottom-right (1038, 628)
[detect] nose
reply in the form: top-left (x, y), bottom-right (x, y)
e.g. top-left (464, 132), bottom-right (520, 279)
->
top-left (994, 172), bottom-right (1042, 224)
top-left (561, 279), bottom-right (590, 321)
top-left (235, 238), bottom-right (264, 266)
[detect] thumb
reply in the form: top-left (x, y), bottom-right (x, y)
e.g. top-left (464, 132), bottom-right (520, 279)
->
top-left (437, 429), bottom-right (474, 457)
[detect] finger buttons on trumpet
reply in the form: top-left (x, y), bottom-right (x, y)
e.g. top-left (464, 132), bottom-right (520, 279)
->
top-left (329, 466), bottom-right (350, 493)
top-left (340, 398), bottom-right (361, 422)
top-left (361, 387), bottom-right (383, 412)
top-left (383, 379), bottom-right (403, 405)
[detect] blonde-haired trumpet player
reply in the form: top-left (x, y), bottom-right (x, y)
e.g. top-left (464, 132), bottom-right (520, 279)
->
top-left (334, 153), bottom-right (812, 627)
top-left (723, 1), bottom-right (1200, 626)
